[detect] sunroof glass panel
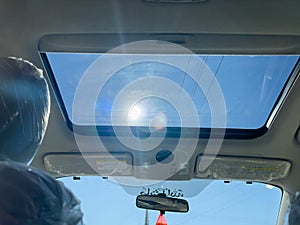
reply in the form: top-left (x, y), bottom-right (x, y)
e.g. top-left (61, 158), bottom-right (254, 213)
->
top-left (45, 53), bottom-right (299, 129)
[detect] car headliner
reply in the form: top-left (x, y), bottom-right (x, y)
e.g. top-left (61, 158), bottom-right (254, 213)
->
top-left (0, 0), bottom-right (299, 222)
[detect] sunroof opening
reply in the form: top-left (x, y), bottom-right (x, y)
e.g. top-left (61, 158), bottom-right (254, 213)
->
top-left (43, 53), bottom-right (299, 131)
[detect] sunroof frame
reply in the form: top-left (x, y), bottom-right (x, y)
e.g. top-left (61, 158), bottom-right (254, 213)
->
top-left (38, 34), bottom-right (300, 139)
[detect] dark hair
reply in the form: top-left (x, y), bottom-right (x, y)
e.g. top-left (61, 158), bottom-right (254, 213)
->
top-left (0, 57), bottom-right (50, 164)
top-left (0, 161), bottom-right (83, 225)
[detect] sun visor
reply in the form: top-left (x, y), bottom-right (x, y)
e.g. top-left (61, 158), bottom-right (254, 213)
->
top-left (195, 155), bottom-right (291, 182)
top-left (44, 153), bottom-right (133, 177)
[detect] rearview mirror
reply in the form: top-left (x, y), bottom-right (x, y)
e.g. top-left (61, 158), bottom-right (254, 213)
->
top-left (136, 194), bottom-right (189, 213)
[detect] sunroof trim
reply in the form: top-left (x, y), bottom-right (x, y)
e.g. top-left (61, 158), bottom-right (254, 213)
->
top-left (266, 58), bottom-right (300, 128)
top-left (39, 33), bottom-right (300, 54)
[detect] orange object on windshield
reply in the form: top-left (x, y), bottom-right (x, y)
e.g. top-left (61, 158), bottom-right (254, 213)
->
top-left (156, 212), bottom-right (167, 225)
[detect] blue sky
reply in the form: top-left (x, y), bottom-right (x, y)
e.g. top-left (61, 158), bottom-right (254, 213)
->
top-left (47, 53), bottom-right (298, 129)
top-left (60, 177), bottom-right (282, 225)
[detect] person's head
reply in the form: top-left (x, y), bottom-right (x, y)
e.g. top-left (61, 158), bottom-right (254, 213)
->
top-left (0, 160), bottom-right (83, 225)
top-left (0, 57), bottom-right (84, 225)
top-left (0, 57), bottom-right (50, 164)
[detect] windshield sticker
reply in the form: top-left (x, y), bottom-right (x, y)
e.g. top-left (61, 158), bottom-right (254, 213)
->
top-left (140, 187), bottom-right (184, 197)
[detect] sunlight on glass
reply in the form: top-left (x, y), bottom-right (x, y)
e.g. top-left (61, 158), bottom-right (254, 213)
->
top-left (266, 184), bottom-right (275, 190)
top-left (46, 53), bottom-right (299, 129)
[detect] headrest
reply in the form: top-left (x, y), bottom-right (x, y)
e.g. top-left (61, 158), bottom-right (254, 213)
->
top-left (0, 57), bottom-right (50, 164)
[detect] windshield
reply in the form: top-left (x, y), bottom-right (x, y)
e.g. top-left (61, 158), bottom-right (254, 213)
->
top-left (59, 177), bottom-right (282, 225)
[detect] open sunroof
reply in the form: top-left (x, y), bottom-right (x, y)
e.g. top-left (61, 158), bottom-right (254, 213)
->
top-left (43, 53), bottom-right (299, 136)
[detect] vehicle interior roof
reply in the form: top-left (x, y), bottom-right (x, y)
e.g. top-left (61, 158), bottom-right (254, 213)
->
top-left (0, 0), bottom-right (300, 196)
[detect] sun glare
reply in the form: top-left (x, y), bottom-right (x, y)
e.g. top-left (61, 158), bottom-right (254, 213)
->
top-left (128, 105), bottom-right (142, 121)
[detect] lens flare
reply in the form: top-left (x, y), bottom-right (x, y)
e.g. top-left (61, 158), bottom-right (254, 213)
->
top-left (149, 112), bottom-right (167, 131)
